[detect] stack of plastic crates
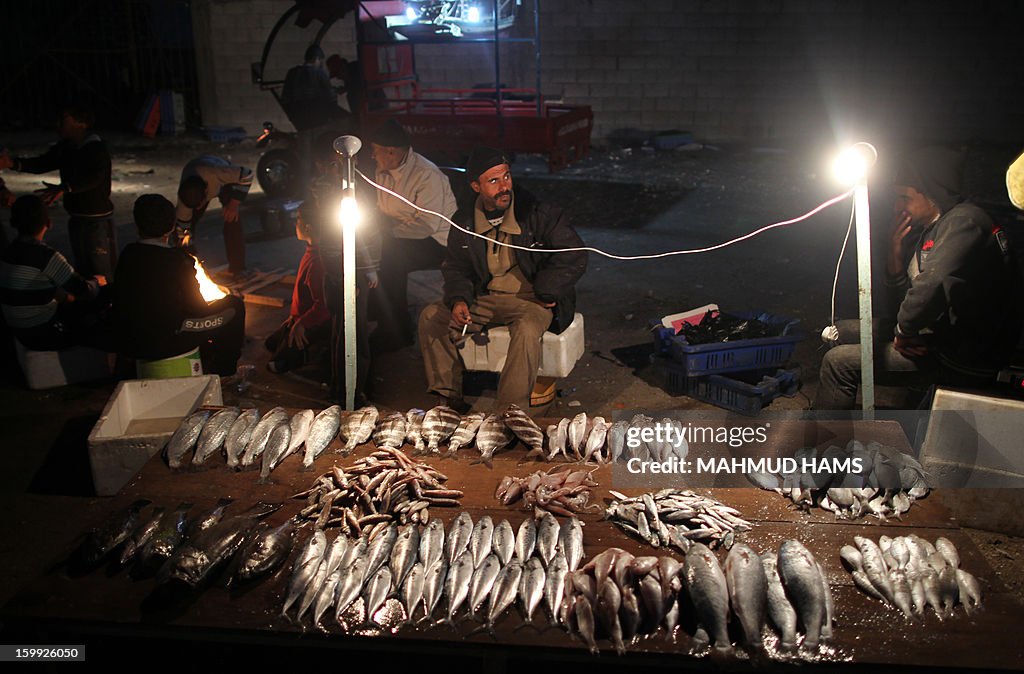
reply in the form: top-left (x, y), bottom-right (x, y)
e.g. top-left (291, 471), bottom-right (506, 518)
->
top-left (650, 311), bottom-right (805, 415)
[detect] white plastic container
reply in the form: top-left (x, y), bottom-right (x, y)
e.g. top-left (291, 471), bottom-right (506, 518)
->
top-left (458, 313), bottom-right (585, 379)
top-left (87, 375), bottom-right (223, 495)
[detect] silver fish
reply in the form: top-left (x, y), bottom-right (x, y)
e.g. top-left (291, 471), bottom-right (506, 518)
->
top-left (338, 405), bottom-right (376, 456)
top-left (492, 519), bottom-right (515, 566)
top-left (304, 405), bottom-right (342, 468)
top-left (889, 568), bottom-right (915, 619)
top-left (854, 535), bottom-right (896, 605)
top-left (777, 540), bottom-right (827, 651)
top-left (390, 524), bottom-right (421, 590)
top-left (373, 411), bottom-right (407, 450)
top-left (762, 553), bottom-right (798, 651)
top-left (544, 553), bottom-right (569, 623)
top-left (166, 411), bottom-right (210, 469)
top-left (447, 412), bottom-right (485, 457)
top-left (194, 407), bottom-right (240, 465)
top-left (549, 417), bottom-right (571, 461)
top-left (402, 562), bottom-right (426, 623)
top-left (421, 405), bottom-right (461, 454)
top-left (684, 542), bottom-right (732, 654)
top-left (445, 550), bottom-right (476, 624)
top-left (567, 412), bottom-right (588, 459)
top-left (118, 505), bottom-right (166, 567)
top-left (471, 414), bottom-right (516, 467)
top-left (282, 529), bottom-right (327, 617)
top-left (419, 518), bottom-right (446, 570)
top-left (559, 518), bottom-right (584, 572)
top-left (299, 537), bottom-right (341, 622)
top-left (938, 565), bottom-right (959, 619)
top-left (582, 417), bottom-right (609, 463)
top-left (606, 420), bottom-right (628, 463)
top-left (935, 537), bottom-right (960, 569)
top-left (224, 408), bottom-right (258, 468)
top-left (421, 557), bottom-right (449, 622)
top-left (446, 512), bottom-right (473, 565)
top-left (536, 512), bottom-right (560, 566)
top-left (232, 517), bottom-right (298, 584)
top-left (469, 553), bottom-right (502, 616)
top-left (286, 408), bottom-right (315, 459)
top-left (921, 566), bottom-right (944, 619)
top-left (405, 408), bottom-right (426, 454)
top-left (501, 404), bottom-right (545, 459)
top-left (141, 502), bottom-right (192, 566)
top-left (334, 554), bottom-right (370, 624)
top-left (841, 544), bottom-right (886, 602)
top-left (312, 567), bottom-right (342, 627)
top-left (258, 422), bottom-right (292, 484)
top-left (361, 566), bottom-right (394, 626)
top-left (619, 585), bottom-right (642, 642)
top-left (595, 577), bottom-right (625, 655)
top-left (487, 559), bottom-right (523, 628)
top-left (515, 517), bottom-right (537, 563)
top-left (520, 556), bottom-right (547, 623)
top-left (240, 407), bottom-right (289, 467)
top-left (574, 595), bottom-right (599, 654)
top-left (470, 515), bottom-right (495, 569)
top-left (956, 568), bottom-right (982, 614)
top-left (365, 522), bottom-right (398, 580)
top-left (724, 544), bottom-right (765, 655)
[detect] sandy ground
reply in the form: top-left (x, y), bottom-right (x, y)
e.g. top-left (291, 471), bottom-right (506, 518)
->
top-left (1, 130), bottom-right (1022, 613)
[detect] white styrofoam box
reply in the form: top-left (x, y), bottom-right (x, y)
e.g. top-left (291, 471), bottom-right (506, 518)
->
top-left (458, 313), bottom-right (585, 379)
top-left (13, 338), bottom-right (114, 390)
top-left (920, 387), bottom-right (1024, 488)
top-left (87, 375), bottom-right (223, 496)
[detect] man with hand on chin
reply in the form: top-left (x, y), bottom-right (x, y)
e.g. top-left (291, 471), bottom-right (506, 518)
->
top-left (815, 147), bottom-right (1020, 409)
top-left (418, 147), bottom-right (587, 412)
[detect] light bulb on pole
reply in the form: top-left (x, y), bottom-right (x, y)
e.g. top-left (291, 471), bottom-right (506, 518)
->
top-left (333, 135), bottom-right (363, 411)
top-left (833, 142), bottom-right (878, 416)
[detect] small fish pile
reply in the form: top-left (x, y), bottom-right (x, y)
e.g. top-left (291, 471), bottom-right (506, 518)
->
top-left (677, 310), bottom-right (776, 345)
top-left (605, 489), bottom-right (752, 551)
top-left (164, 405), bottom-right (349, 480)
top-left (70, 498), bottom-right (295, 589)
top-left (747, 441), bottom-right (930, 520)
top-left (840, 534), bottom-right (983, 620)
top-left (543, 413), bottom-right (690, 466)
top-left (560, 540), bottom-right (832, 657)
top-left (494, 465), bottom-right (599, 516)
top-left (292, 447), bottom-right (462, 532)
top-left (281, 511), bottom-right (586, 632)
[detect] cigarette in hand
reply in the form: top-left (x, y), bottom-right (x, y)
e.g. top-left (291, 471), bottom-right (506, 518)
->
top-left (461, 324), bottom-right (468, 337)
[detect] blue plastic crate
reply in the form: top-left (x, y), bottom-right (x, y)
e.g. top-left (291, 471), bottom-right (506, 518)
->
top-left (202, 125), bottom-right (247, 143)
top-left (650, 311), bottom-right (804, 377)
top-left (657, 358), bottom-right (802, 415)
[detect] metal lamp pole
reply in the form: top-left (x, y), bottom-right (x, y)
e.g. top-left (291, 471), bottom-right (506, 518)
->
top-left (854, 178), bottom-right (874, 417)
top-left (333, 135), bottom-right (362, 411)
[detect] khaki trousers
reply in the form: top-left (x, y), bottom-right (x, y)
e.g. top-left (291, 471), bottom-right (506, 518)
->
top-left (418, 294), bottom-right (553, 409)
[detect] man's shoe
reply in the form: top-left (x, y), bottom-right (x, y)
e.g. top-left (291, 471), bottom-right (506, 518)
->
top-left (438, 395), bottom-right (471, 415)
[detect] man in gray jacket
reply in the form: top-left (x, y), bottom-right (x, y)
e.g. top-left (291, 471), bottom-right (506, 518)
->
top-left (815, 147), bottom-right (1019, 409)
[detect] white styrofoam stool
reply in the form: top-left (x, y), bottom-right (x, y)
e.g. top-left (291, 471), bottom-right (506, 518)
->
top-left (458, 313), bottom-right (585, 378)
top-left (12, 338), bottom-right (115, 390)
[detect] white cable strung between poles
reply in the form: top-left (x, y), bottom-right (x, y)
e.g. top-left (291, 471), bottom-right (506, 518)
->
top-left (831, 201), bottom-right (856, 328)
top-left (356, 168), bottom-right (854, 261)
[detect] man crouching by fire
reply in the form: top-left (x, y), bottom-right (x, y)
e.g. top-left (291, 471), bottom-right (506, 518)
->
top-left (113, 194), bottom-right (245, 376)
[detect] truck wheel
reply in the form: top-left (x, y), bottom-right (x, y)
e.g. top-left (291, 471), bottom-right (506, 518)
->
top-left (257, 149), bottom-right (300, 199)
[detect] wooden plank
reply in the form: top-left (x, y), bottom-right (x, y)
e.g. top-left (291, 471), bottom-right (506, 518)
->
top-left (236, 270), bottom-right (287, 295)
top-left (242, 293), bottom-right (286, 308)
top-left (3, 418), bottom-right (1020, 669)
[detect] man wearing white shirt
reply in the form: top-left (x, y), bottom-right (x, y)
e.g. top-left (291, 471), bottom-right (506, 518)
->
top-left (369, 119), bottom-right (456, 349)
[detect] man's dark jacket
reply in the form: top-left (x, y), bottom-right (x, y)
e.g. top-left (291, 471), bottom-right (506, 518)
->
top-left (442, 187), bottom-right (587, 334)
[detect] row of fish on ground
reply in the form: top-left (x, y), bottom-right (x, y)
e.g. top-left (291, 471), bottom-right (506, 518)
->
top-left (747, 441), bottom-right (931, 521)
top-left (840, 534), bottom-right (983, 620)
top-left (70, 497), bottom-right (292, 589)
top-left (291, 447), bottom-right (463, 532)
top-left (559, 540), bottom-right (833, 659)
top-left (283, 511), bottom-right (585, 633)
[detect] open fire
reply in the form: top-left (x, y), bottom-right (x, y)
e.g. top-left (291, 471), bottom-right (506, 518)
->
top-left (192, 256), bottom-right (228, 302)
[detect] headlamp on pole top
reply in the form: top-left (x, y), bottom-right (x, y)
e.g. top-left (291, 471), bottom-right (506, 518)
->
top-left (832, 142), bottom-right (878, 186)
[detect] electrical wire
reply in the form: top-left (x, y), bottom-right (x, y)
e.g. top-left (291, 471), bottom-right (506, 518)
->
top-left (356, 168), bottom-right (854, 261)
top-left (830, 201), bottom-right (856, 327)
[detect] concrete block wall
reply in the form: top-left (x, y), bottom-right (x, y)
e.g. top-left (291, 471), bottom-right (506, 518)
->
top-left (194, 0), bottom-right (1024, 144)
